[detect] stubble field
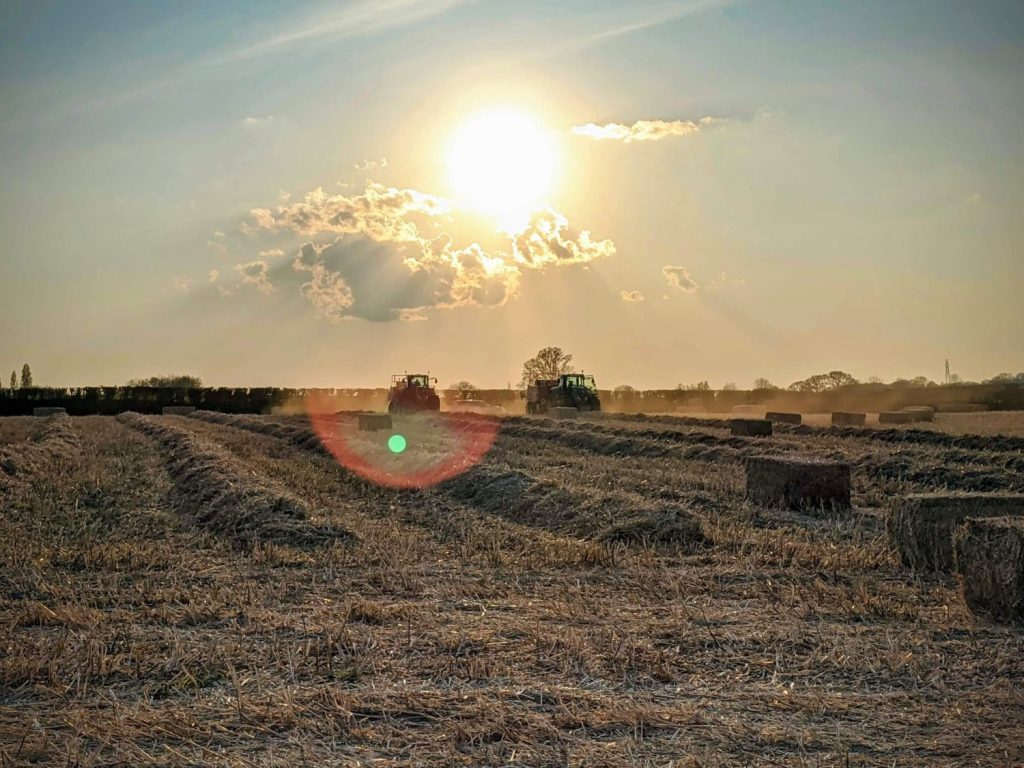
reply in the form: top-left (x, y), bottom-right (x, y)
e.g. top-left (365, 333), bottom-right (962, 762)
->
top-left (1, 411), bottom-right (1022, 766)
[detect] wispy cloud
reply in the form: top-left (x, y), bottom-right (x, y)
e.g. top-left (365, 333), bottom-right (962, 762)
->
top-left (572, 117), bottom-right (717, 143)
top-left (621, 289), bottom-right (645, 303)
top-left (211, 0), bottom-right (469, 64)
top-left (235, 260), bottom-right (274, 294)
top-left (353, 158), bottom-right (388, 171)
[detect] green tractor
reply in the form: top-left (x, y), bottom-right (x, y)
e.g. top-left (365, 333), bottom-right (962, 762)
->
top-left (525, 373), bottom-right (601, 414)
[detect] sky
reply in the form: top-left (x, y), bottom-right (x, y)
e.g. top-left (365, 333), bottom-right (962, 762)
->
top-left (1, 0), bottom-right (1022, 389)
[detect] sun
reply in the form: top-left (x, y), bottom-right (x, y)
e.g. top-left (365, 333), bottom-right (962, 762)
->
top-left (447, 109), bottom-right (556, 231)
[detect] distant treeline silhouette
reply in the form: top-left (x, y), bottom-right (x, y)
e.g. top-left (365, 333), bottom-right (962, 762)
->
top-left (0, 382), bottom-right (1021, 415)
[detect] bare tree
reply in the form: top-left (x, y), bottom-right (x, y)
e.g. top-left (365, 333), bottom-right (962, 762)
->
top-left (753, 377), bottom-right (776, 390)
top-left (520, 347), bottom-right (574, 388)
top-left (449, 380), bottom-right (478, 397)
top-left (722, 382), bottom-right (738, 391)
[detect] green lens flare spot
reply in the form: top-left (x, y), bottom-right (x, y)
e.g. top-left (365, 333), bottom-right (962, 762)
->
top-left (387, 434), bottom-right (407, 454)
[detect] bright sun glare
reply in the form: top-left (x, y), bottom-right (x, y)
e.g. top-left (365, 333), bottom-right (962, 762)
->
top-left (447, 109), bottom-right (556, 231)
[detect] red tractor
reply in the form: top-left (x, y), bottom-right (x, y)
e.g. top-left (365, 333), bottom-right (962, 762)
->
top-left (387, 374), bottom-right (441, 414)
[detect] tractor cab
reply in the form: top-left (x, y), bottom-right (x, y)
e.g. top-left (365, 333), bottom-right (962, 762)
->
top-left (560, 373), bottom-right (597, 392)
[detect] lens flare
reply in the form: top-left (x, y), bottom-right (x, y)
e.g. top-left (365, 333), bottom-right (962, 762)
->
top-left (305, 395), bottom-right (499, 489)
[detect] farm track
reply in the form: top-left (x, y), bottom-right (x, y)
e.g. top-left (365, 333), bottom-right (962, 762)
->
top-left (3, 414), bottom-right (1023, 765)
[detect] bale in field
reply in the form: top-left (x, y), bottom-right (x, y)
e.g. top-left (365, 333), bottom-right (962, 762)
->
top-left (879, 411), bottom-right (916, 425)
top-left (547, 407), bottom-right (579, 419)
top-left (832, 412), bottom-right (866, 427)
top-left (162, 405), bottom-right (196, 416)
top-left (746, 455), bottom-right (850, 511)
top-left (954, 517), bottom-right (1024, 624)
top-left (901, 406), bottom-right (934, 422)
top-left (358, 413), bottom-right (393, 431)
top-left (33, 407), bottom-right (66, 417)
top-left (765, 411), bottom-right (802, 425)
top-left (887, 493), bottom-right (1024, 571)
top-left (731, 418), bottom-right (772, 437)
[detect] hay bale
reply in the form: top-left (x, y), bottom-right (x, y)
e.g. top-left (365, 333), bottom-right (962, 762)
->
top-left (765, 411), bottom-right (802, 425)
top-left (879, 411), bottom-right (915, 425)
top-left (162, 405), bottom-right (196, 416)
top-left (954, 517), bottom-right (1024, 623)
top-left (746, 455), bottom-right (851, 511)
top-left (358, 413), bottom-right (393, 431)
top-left (831, 412), bottom-right (866, 427)
top-left (887, 493), bottom-right (1024, 571)
top-left (731, 418), bottom-right (772, 437)
top-left (547, 407), bottom-right (579, 419)
top-left (901, 406), bottom-right (934, 422)
top-left (33, 407), bottom-right (66, 417)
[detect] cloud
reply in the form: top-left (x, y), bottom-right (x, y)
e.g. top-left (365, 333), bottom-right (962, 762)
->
top-left (173, 276), bottom-right (191, 293)
top-left (235, 260), bottom-right (274, 294)
top-left (353, 157), bottom-right (388, 171)
top-left (298, 261), bottom-right (355, 321)
top-left (571, 117), bottom-right (717, 143)
top-left (208, 269), bottom-right (220, 283)
top-left (207, 239), bottom-right (228, 254)
top-left (621, 289), bottom-right (645, 303)
top-left (258, 248), bottom-right (285, 259)
top-left (663, 265), bottom-right (698, 293)
top-left (510, 208), bottom-right (615, 267)
top-left (251, 183), bottom-right (452, 241)
top-left (278, 189), bottom-right (292, 201)
top-left (240, 115), bottom-right (278, 129)
top-left (245, 182), bottom-right (612, 322)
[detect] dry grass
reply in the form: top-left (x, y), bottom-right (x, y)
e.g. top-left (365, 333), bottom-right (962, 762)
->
top-left (1, 413), bottom-right (1022, 766)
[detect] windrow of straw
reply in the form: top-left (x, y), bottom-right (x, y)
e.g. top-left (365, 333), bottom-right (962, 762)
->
top-left (117, 412), bottom-right (353, 549)
top-left (0, 413), bottom-right (80, 489)
top-left (439, 463), bottom-right (709, 550)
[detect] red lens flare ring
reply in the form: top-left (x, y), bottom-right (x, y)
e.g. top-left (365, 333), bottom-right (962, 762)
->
top-left (306, 396), bottom-right (500, 489)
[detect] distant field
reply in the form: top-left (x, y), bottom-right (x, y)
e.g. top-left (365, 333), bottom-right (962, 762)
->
top-left (675, 410), bottom-right (1024, 437)
top-left (2, 412), bottom-right (1022, 766)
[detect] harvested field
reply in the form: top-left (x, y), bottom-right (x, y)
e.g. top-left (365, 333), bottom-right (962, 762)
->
top-left (1, 413), bottom-right (1023, 766)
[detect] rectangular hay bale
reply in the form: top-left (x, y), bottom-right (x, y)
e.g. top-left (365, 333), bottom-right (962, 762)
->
top-left (547, 407), bottom-right (579, 419)
top-left (831, 412), bottom-right (866, 427)
top-left (887, 493), bottom-right (1024, 571)
top-left (358, 413), bottom-right (393, 431)
top-left (731, 418), bottom-right (772, 437)
top-left (746, 455), bottom-right (850, 511)
top-left (765, 411), bottom-right (802, 425)
top-left (32, 407), bottom-right (66, 417)
top-left (162, 405), bottom-right (196, 416)
top-left (879, 411), bottom-right (916, 425)
top-left (954, 516), bottom-right (1024, 624)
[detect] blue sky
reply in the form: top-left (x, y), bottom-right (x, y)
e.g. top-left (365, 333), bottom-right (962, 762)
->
top-left (1, 0), bottom-right (1021, 387)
